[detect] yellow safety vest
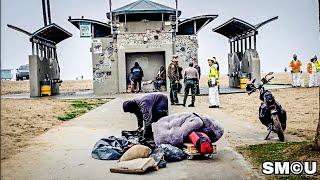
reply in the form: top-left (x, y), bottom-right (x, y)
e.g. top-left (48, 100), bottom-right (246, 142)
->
top-left (209, 65), bottom-right (219, 79)
top-left (316, 60), bottom-right (320, 72)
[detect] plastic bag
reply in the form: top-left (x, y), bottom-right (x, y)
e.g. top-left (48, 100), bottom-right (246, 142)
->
top-left (158, 144), bottom-right (186, 162)
top-left (150, 147), bottom-right (166, 168)
top-left (91, 136), bottom-right (131, 160)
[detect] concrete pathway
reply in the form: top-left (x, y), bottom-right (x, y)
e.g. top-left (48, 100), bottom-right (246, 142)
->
top-left (1, 93), bottom-right (299, 180)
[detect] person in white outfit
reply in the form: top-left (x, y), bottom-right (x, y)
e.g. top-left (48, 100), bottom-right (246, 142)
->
top-left (207, 57), bottom-right (220, 108)
top-left (289, 54), bottom-right (303, 87)
top-left (307, 57), bottom-right (317, 87)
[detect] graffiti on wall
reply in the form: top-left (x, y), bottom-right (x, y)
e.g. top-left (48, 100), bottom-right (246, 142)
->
top-left (93, 41), bottom-right (114, 83)
top-left (175, 35), bottom-right (198, 62)
top-left (117, 31), bottom-right (172, 49)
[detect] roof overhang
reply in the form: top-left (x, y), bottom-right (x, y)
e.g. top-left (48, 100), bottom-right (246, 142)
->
top-left (177, 15), bottom-right (218, 35)
top-left (68, 18), bottom-right (111, 38)
top-left (212, 16), bottom-right (278, 39)
top-left (212, 18), bottom-right (255, 38)
top-left (31, 23), bottom-right (72, 44)
top-left (109, 10), bottom-right (181, 18)
top-left (108, 0), bottom-right (181, 18)
top-left (8, 23), bottom-right (72, 45)
top-left (7, 24), bottom-right (32, 36)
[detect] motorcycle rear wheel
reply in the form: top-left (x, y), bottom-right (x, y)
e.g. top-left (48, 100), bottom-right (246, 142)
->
top-left (271, 114), bottom-right (285, 142)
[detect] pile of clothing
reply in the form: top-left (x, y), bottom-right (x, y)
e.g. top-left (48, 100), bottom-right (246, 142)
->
top-left (91, 112), bottom-right (224, 174)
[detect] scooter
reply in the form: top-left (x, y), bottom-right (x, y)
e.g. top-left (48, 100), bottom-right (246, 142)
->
top-left (246, 72), bottom-right (287, 142)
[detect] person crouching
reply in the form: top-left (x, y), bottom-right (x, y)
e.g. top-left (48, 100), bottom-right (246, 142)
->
top-left (122, 93), bottom-right (168, 140)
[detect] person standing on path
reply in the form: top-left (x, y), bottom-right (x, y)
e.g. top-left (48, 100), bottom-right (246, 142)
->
top-left (167, 55), bottom-right (180, 105)
top-left (289, 54), bottom-right (302, 87)
top-left (208, 57), bottom-right (220, 108)
top-left (183, 62), bottom-right (199, 107)
top-left (193, 58), bottom-right (201, 95)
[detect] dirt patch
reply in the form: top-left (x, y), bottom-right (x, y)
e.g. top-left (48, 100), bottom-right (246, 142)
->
top-left (1, 80), bottom-right (93, 95)
top-left (0, 98), bottom-right (107, 160)
top-left (199, 73), bottom-right (319, 140)
top-left (219, 88), bottom-right (319, 140)
top-left (0, 98), bottom-right (71, 160)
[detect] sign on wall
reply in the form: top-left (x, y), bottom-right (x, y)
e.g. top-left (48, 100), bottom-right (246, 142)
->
top-left (92, 39), bottom-right (102, 54)
top-left (79, 22), bottom-right (91, 37)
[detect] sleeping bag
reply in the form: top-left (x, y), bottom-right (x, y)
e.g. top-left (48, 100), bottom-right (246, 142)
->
top-left (153, 112), bottom-right (224, 146)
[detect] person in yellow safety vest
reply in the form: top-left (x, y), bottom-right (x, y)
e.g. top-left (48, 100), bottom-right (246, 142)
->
top-left (307, 57), bottom-right (317, 87)
top-left (208, 57), bottom-right (220, 108)
top-left (289, 54), bottom-right (302, 87)
top-left (313, 55), bottom-right (320, 87)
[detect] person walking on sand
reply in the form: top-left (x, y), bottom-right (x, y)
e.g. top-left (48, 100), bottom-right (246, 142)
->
top-left (183, 62), bottom-right (199, 107)
top-left (289, 54), bottom-right (302, 87)
top-left (307, 57), bottom-right (317, 87)
top-left (208, 57), bottom-right (220, 108)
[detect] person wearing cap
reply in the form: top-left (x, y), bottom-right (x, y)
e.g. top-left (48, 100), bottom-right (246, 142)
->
top-left (193, 58), bottom-right (201, 95)
top-left (307, 56), bottom-right (317, 87)
top-left (182, 62), bottom-right (199, 107)
top-left (314, 55), bottom-right (320, 86)
top-left (167, 55), bottom-right (180, 105)
top-left (122, 93), bottom-right (168, 140)
top-left (289, 54), bottom-right (303, 87)
top-left (208, 57), bottom-right (220, 108)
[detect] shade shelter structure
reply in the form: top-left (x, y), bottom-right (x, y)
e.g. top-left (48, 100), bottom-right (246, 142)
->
top-left (7, 0), bottom-right (72, 97)
top-left (212, 16), bottom-right (278, 87)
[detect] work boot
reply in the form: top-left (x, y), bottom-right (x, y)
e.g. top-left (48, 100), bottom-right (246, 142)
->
top-left (188, 103), bottom-right (194, 107)
top-left (143, 126), bottom-right (154, 140)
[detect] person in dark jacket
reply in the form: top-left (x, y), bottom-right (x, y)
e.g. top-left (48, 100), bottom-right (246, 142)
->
top-left (123, 93), bottom-right (168, 140)
top-left (193, 58), bottom-right (201, 95)
top-left (130, 62), bottom-right (144, 93)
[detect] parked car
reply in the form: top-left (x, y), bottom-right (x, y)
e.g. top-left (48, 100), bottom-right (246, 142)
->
top-left (16, 64), bottom-right (29, 81)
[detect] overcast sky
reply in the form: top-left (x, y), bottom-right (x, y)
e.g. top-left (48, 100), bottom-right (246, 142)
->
top-left (1, 0), bottom-right (319, 80)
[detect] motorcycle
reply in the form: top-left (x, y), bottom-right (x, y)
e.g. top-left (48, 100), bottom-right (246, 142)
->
top-left (246, 72), bottom-right (287, 142)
